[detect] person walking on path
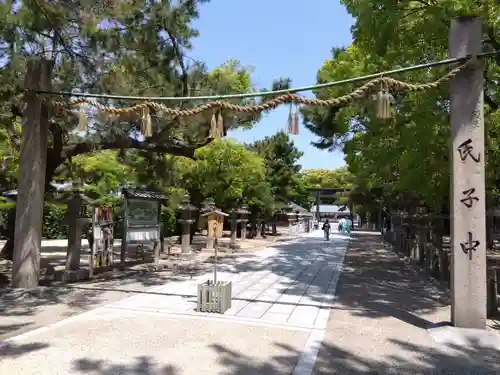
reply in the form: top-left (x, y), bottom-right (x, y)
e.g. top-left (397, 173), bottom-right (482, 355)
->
top-left (346, 217), bottom-right (353, 233)
top-left (322, 219), bottom-right (331, 241)
top-left (339, 217), bottom-right (347, 233)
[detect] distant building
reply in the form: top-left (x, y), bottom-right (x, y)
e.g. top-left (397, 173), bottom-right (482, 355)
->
top-left (311, 204), bottom-right (351, 221)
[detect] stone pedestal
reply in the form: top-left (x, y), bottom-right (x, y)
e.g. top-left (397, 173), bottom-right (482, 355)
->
top-left (180, 221), bottom-right (193, 254)
top-left (66, 219), bottom-right (89, 271)
top-left (205, 236), bottom-right (215, 250)
top-left (240, 220), bottom-right (248, 240)
top-left (255, 220), bottom-right (263, 239)
top-left (230, 216), bottom-right (238, 248)
top-left (177, 194), bottom-right (198, 255)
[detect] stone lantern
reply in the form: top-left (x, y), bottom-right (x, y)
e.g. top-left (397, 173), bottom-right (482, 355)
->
top-left (177, 194), bottom-right (198, 254)
top-left (229, 208), bottom-right (239, 248)
top-left (255, 212), bottom-right (263, 239)
top-left (286, 211), bottom-right (296, 232)
top-left (65, 189), bottom-right (93, 271)
top-left (201, 198), bottom-right (216, 214)
top-left (236, 205), bottom-right (250, 240)
top-left (298, 212), bottom-right (312, 233)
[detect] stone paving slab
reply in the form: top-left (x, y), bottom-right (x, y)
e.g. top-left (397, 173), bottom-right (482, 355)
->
top-left (0, 308), bottom-right (310, 375)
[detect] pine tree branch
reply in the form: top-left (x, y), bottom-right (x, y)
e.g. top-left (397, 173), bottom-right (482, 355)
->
top-left (65, 136), bottom-right (214, 160)
top-left (164, 28), bottom-right (189, 98)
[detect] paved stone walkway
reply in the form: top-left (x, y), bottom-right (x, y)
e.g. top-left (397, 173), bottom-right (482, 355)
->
top-left (0, 230), bottom-right (350, 375)
top-left (110, 232), bottom-right (348, 330)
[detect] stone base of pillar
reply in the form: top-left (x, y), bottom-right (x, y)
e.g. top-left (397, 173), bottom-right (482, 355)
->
top-left (179, 253), bottom-right (196, 261)
top-left (206, 237), bottom-right (215, 250)
top-left (240, 222), bottom-right (248, 240)
top-left (230, 230), bottom-right (237, 248)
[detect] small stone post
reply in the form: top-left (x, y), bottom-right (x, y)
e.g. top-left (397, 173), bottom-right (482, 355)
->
top-left (65, 190), bottom-right (91, 271)
top-left (255, 214), bottom-right (263, 239)
top-left (230, 209), bottom-right (238, 248)
top-left (287, 212), bottom-right (295, 232)
top-left (12, 59), bottom-right (53, 288)
top-left (449, 16), bottom-right (486, 329)
top-left (239, 205), bottom-right (249, 240)
top-left (177, 194), bottom-right (197, 254)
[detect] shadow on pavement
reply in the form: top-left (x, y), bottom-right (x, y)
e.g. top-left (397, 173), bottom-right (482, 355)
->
top-left (3, 337), bottom-right (500, 374)
top-left (69, 339), bottom-right (498, 375)
top-left (0, 341), bottom-right (49, 360)
top-left (73, 357), bottom-right (179, 375)
top-left (313, 338), bottom-right (500, 374)
top-left (0, 266), bottom-right (197, 332)
top-left (333, 232), bottom-right (449, 325)
top-left (312, 231), bottom-right (500, 374)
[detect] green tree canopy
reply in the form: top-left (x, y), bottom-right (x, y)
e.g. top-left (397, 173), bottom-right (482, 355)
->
top-left (249, 131), bottom-right (303, 208)
top-left (0, 1), bottom-right (289, 190)
top-left (174, 139), bottom-right (273, 213)
top-left (302, 1), bottom-right (499, 212)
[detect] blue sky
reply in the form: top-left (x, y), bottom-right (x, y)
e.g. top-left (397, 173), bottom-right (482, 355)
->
top-left (191, 1), bottom-right (354, 170)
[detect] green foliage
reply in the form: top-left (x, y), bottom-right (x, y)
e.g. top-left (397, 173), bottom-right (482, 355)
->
top-left (0, 203), bottom-right (68, 239)
top-left (294, 168), bottom-right (353, 208)
top-left (42, 203), bottom-right (68, 239)
top-left (249, 131), bottom-right (303, 206)
top-left (175, 139), bottom-right (273, 212)
top-left (304, 0), bottom-right (499, 213)
top-left (0, 1), bottom-right (299, 248)
top-left (0, 0), bottom-right (292, 197)
top-left (70, 151), bottom-right (132, 196)
top-left (299, 168), bottom-right (352, 189)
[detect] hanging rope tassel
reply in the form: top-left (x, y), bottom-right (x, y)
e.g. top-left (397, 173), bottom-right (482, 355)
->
top-left (216, 111), bottom-right (224, 138)
top-left (376, 81), bottom-right (394, 120)
top-left (287, 104), bottom-right (293, 134)
top-left (141, 104), bottom-right (153, 137)
top-left (293, 106), bottom-right (300, 135)
top-left (210, 111), bottom-right (218, 138)
top-left (77, 107), bottom-right (88, 132)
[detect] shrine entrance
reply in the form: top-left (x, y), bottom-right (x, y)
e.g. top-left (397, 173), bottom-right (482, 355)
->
top-left (308, 187), bottom-right (351, 222)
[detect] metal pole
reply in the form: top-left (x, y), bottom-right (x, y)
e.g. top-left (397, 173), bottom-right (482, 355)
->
top-left (213, 222), bottom-right (217, 284)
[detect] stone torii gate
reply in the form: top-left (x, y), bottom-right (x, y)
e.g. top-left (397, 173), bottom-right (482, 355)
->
top-left (308, 187), bottom-right (351, 222)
